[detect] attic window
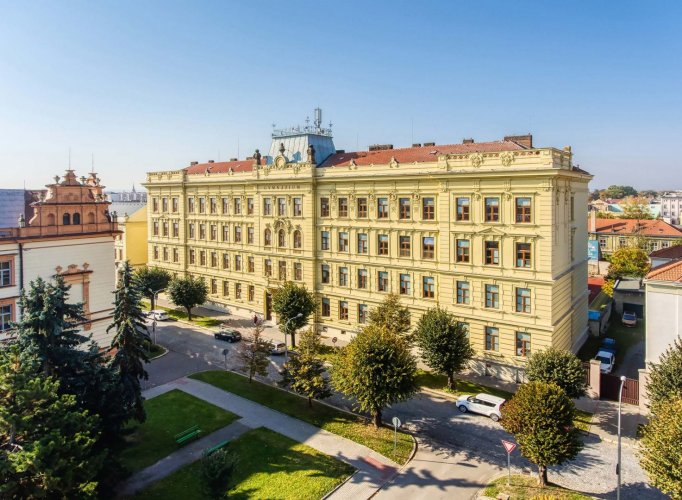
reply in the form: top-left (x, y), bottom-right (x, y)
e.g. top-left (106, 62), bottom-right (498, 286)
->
top-left (429, 150), bottom-right (438, 155)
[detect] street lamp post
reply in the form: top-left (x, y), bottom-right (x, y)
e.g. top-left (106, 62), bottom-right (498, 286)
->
top-left (149, 287), bottom-right (164, 310)
top-left (284, 313), bottom-right (303, 362)
top-left (617, 375), bottom-right (626, 500)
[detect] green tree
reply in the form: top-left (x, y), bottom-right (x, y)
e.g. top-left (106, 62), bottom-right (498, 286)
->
top-left (108, 261), bottom-right (151, 423)
top-left (134, 266), bottom-right (172, 310)
top-left (525, 348), bottom-right (587, 399)
top-left (368, 293), bottom-right (412, 340)
top-left (501, 382), bottom-right (583, 487)
top-left (331, 324), bottom-right (417, 428)
top-left (647, 339), bottom-right (682, 409)
top-left (199, 448), bottom-right (238, 499)
top-left (167, 275), bottom-right (208, 321)
top-left (640, 396), bottom-right (682, 498)
top-left (604, 185), bottom-right (637, 199)
top-left (279, 329), bottom-right (332, 406)
top-left (271, 282), bottom-right (316, 348)
top-left (607, 246), bottom-right (650, 281)
top-left (620, 197), bottom-right (653, 220)
top-left (236, 321), bottom-right (272, 382)
top-left (414, 307), bottom-right (474, 390)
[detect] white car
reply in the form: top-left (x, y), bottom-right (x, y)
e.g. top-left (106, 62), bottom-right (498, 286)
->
top-left (270, 342), bottom-right (287, 355)
top-left (148, 310), bottom-right (170, 321)
top-left (456, 393), bottom-right (506, 422)
top-left (595, 350), bottom-right (615, 374)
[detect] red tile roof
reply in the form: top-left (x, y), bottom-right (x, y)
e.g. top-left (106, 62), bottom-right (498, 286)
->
top-left (591, 218), bottom-right (682, 238)
top-left (184, 160), bottom-right (254, 175)
top-left (649, 245), bottom-right (682, 260)
top-left (319, 140), bottom-right (527, 168)
top-left (646, 259), bottom-right (682, 283)
top-left (588, 276), bottom-right (605, 303)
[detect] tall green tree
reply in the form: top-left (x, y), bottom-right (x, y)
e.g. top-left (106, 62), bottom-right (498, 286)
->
top-left (108, 261), bottom-right (151, 423)
top-left (167, 275), bottom-right (208, 321)
top-left (501, 382), bottom-right (583, 487)
top-left (236, 321), bottom-right (272, 382)
top-left (525, 348), bottom-right (587, 399)
top-left (134, 266), bottom-right (172, 310)
top-left (607, 246), bottom-right (651, 279)
top-left (279, 329), bottom-right (331, 406)
top-left (415, 307), bottom-right (474, 390)
top-left (272, 282), bottom-right (316, 347)
top-left (640, 395), bottom-right (682, 498)
top-left (603, 185), bottom-right (637, 199)
top-left (368, 293), bottom-right (412, 340)
top-left (332, 324), bottom-right (417, 428)
top-left (647, 339), bottom-right (682, 409)
top-left (620, 197), bottom-right (654, 220)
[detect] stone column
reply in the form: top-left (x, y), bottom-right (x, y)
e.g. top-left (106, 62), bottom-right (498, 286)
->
top-left (588, 359), bottom-right (601, 399)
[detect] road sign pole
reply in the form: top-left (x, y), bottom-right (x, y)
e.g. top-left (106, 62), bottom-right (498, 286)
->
top-left (392, 416), bottom-right (402, 454)
top-left (507, 452), bottom-right (511, 486)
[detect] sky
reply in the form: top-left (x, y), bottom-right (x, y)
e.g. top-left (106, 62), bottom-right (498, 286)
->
top-left (0, 0), bottom-right (680, 191)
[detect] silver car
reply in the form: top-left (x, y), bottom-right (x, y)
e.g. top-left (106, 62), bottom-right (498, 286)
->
top-left (456, 393), bottom-right (506, 422)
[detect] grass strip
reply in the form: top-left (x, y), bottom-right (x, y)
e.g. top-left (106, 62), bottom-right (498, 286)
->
top-left (484, 474), bottom-right (591, 499)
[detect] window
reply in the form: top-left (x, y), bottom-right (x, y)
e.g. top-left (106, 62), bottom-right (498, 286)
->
top-left (378, 271), bottom-right (389, 292)
top-left (598, 237), bottom-right (607, 250)
top-left (357, 198), bottom-right (368, 218)
top-left (399, 236), bottom-right (411, 257)
top-left (339, 267), bottom-right (349, 286)
top-left (264, 228), bottom-right (272, 246)
top-left (188, 197), bottom-right (195, 213)
top-left (210, 225), bottom-right (217, 240)
top-left (338, 197), bottom-right (348, 217)
top-left (357, 233), bottom-right (368, 254)
top-left (400, 274), bottom-right (411, 295)
top-left (422, 237), bottom-right (435, 259)
top-left (339, 301), bottom-right (349, 320)
top-left (199, 251), bottom-right (206, 266)
top-left (247, 227), bottom-right (254, 244)
top-left (279, 261), bottom-right (287, 280)
top-left (211, 279), bottom-right (218, 294)
top-left (618, 236), bottom-right (627, 248)
top-left (153, 221), bottom-right (159, 236)
top-left (358, 304), bottom-right (368, 324)
top-left (234, 255), bottom-right (242, 271)
top-left (188, 248), bottom-right (195, 264)
top-left (423, 277), bottom-right (435, 298)
top-left (458, 322), bottom-right (469, 338)
top-left (278, 229), bottom-right (286, 247)
top-left (263, 198), bottom-right (272, 216)
top-left (153, 246), bottom-right (159, 259)
top-left (399, 198), bottom-right (411, 219)
top-left (247, 197), bottom-right (254, 215)
top-left (172, 197), bottom-right (178, 212)
top-left (321, 298), bottom-right (331, 317)
top-left (456, 197), bottom-right (470, 221)
top-left (294, 262), bottom-right (302, 281)
top-left (199, 224), bottom-right (206, 240)
top-left (320, 197), bottom-right (330, 217)
top-left (456, 239), bottom-right (470, 263)
top-left (159, 197), bottom-right (167, 213)
top-left (378, 234), bottom-right (389, 255)
top-left (516, 332), bottom-right (531, 357)
top-left (377, 198), bottom-right (389, 219)
top-left (485, 285), bottom-right (500, 309)
top-left (278, 197), bottom-right (286, 216)
top-left (293, 197), bottom-right (302, 216)
top-left (422, 197), bottom-right (435, 220)
top-left (485, 241), bottom-right (500, 265)
top-left (222, 225), bottom-right (228, 242)
top-left (321, 231), bottom-right (329, 250)
top-left (248, 285), bottom-right (255, 302)
top-left (264, 259), bottom-right (272, 276)
top-left (248, 256), bottom-right (255, 273)
top-left (152, 198), bottom-right (159, 212)
top-left (211, 252), bottom-right (218, 267)
top-left (293, 230), bottom-right (302, 249)
top-left (222, 253), bottom-right (230, 269)
top-left (73, 212), bottom-right (81, 225)
top-left (199, 197), bottom-right (205, 213)
top-left (173, 222), bottom-right (179, 238)
top-left (321, 264), bottom-right (330, 284)
top-left (357, 269), bottom-right (368, 289)
top-left (173, 248), bottom-right (179, 262)
top-left (570, 195), bottom-right (575, 221)
top-left (222, 197), bottom-right (229, 214)
top-left (516, 243), bottom-right (531, 268)
top-left (210, 197), bottom-right (217, 214)
top-left (0, 304), bottom-right (12, 331)
top-left (515, 197), bottom-right (531, 223)
top-left (338, 232), bottom-right (349, 252)
top-left (456, 281), bottom-right (470, 304)
top-left (485, 327), bottom-right (499, 351)
top-left (516, 288), bottom-right (531, 313)
top-left (234, 226), bottom-right (242, 243)
top-left (234, 198), bottom-right (242, 215)
top-left (235, 283), bottom-right (242, 300)
top-left (485, 197), bottom-right (499, 222)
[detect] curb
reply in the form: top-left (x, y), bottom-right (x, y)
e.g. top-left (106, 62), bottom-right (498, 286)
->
top-left (321, 470), bottom-right (359, 500)
top-left (420, 386), bottom-right (458, 400)
top-left (148, 345), bottom-right (169, 361)
top-left (369, 434), bottom-right (419, 498)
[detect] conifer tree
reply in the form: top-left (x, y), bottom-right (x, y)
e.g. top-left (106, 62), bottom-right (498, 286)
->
top-left (279, 329), bottom-right (331, 406)
top-left (237, 320), bottom-right (272, 382)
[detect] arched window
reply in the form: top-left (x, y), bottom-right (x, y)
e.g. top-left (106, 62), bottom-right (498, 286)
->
top-left (293, 230), bottom-right (302, 249)
top-left (73, 212), bottom-right (81, 225)
top-left (87, 212), bottom-right (95, 224)
top-left (46, 213), bottom-right (56, 226)
top-left (264, 228), bottom-right (272, 246)
top-left (278, 229), bottom-right (286, 247)
top-left (63, 213), bottom-right (71, 225)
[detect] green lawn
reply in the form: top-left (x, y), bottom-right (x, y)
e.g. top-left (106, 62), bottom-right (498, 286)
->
top-left (120, 389), bottom-right (240, 472)
top-left (484, 474), bottom-right (591, 499)
top-left (190, 371), bottom-right (413, 464)
top-left (141, 300), bottom-right (224, 328)
top-left (137, 427), bottom-right (354, 500)
top-left (143, 343), bottom-right (167, 359)
top-left (415, 369), bottom-right (515, 399)
top-left (578, 317), bottom-right (644, 366)
top-left (574, 409), bottom-right (593, 432)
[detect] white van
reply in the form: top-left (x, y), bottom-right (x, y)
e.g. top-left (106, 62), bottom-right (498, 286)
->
top-left (148, 310), bottom-right (170, 321)
top-left (456, 393), bottom-right (506, 422)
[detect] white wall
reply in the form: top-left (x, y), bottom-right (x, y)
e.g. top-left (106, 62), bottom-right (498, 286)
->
top-left (646, 282), bottom-right (682, 364)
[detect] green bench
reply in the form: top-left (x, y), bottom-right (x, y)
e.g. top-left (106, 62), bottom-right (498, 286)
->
top-left (174, 425), bottom-right (201, 445)
top-left (204, 440), bottom-right (230, 456)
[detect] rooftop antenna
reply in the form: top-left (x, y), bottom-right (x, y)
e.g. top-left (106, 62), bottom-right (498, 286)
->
top-left (314, 108), bottom-right (322, 131)
top-left (237, 137), bottom-right (240, 159)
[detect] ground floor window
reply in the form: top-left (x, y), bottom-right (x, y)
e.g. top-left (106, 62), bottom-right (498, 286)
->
top-left (0, 304), bottom-right (11, 331)
top-left (516, 332), bottom-right (531, 357)
top-left (485, 326), bottom-right (499, 352)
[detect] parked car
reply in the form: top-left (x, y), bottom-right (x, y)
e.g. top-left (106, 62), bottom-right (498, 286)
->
top-left (622, 311), bottom-right (637, 327)
top-left (456, 393), bottom-right (506, 422)
top-left (595, 350), bottom-right (615, 374)
top-left (147, 310), bottom-right (170, 321)
top-left (270, 342), bottom-right (287, 355)
top-left (214, 329), bottom-right (242, 343)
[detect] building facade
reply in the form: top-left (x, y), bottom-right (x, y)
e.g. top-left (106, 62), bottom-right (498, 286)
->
top-left (589, 216), bottom-right (682, 256)
top-left (114, 204), bottom-right (148, 272)
top-left (144, 127), bottom-right (591, 381)
top-left (661, 192), bottom-right (682, 225)
top-left (644, 259), bottom-right (682, 364)
top-left (0, 170), bottom-right (119, 345)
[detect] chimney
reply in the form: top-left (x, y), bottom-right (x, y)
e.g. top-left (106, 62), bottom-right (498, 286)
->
top-left (504, 134), bottom-right (533, 148)
top-left (423, 142), bottom-right (435, 147)
top-left (190, 161), bottom-right (198, 166)
top-left (412, 143), bottom-right (422, 148)
top-left (462, 138), bottom-right (475, 144)
top-left (368, 144), bottom-right (394, 151)
top-left (590, 210), bottom-right (596, 233)
top-left (229, 157), bottom-right (238, 161)
top-left (208, 160), bottom-right (214, 163)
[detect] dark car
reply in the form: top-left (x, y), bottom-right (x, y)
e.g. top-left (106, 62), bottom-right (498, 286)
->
top-left (214, 329), bottom-right (242, 342)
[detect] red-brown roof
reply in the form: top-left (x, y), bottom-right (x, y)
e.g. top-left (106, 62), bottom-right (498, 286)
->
top-left (649, 245), bottom-right (682, 260)
top-left (591, 218), bottom-right (682, 238)
top-left (646, 259), bottom-right (682, 283)
top-left (319, 140), bottom-right (527, 168)
top-left (184, 160), bottom-right (254, 175)
top-left (588, 276), bottom-right (605, 303)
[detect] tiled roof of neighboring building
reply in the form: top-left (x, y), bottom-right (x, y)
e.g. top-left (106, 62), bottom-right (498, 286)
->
top-left (649, 245), bottom-right (682, 260)
top-left (588, 276), bottom-right (605, 303)
top-left (591, 218), bottom-right (682, 238)
top-left (646, 259), bottom-right (682, 283)
top-left (185, 160), bottom-right (255, 175)
top-left (109, 201), bottom-right (146, 218)
top-left (319, 140), bottom-right (527, 168)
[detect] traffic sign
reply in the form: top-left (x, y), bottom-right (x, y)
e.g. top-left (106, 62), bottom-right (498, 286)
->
top-left (332, 337), bottom-right (338, 344)
top-left (501, 439), bottom-right (517, 485)
top-left (392, 416), bottom-right (402, 428)
top-left (501, 439), bottom-right (517, 454)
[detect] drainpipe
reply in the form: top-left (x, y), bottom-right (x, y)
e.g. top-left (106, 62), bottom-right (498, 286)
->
top-left (18, 242), bottom-right (24, 291)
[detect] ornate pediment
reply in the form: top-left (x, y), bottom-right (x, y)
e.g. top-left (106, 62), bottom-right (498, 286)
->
top-left (474, 226), bottom-right (508, 236)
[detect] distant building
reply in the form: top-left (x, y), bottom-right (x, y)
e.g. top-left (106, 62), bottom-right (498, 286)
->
top-left (649, 245), bottom-right (682, 268)
top-left (661, 191), bottom-right (682, 225)
top-left (645, 259), bottom-right (682, 364)
top-left (589, 215), bottom-right (682, 256)
top-left (0, 170), bottom-right (119, 344)
top-left (107, 185), bottom-right (147, 203)
top-left (114, 204), bottom-right (148, 272)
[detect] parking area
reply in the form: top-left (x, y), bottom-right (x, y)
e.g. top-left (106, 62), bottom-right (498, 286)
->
top-left (579, 315), bottom-right (645, 379)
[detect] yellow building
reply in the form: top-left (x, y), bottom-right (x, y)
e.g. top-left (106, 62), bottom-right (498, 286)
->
top-left (144, 118), bottom-right (591, 381)
top-left (114, 204), bottom-right (148, 272)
